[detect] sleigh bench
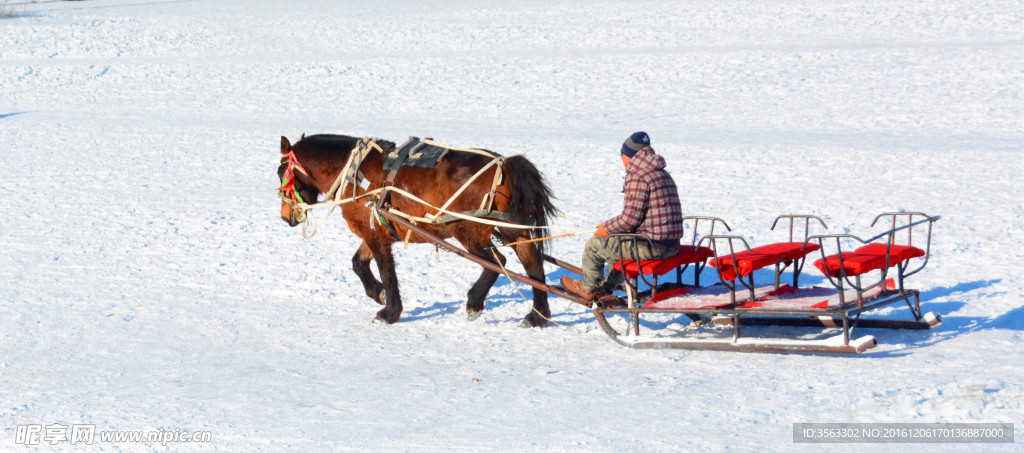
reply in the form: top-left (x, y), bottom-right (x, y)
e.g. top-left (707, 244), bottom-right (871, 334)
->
top-left (609, 216), bottom-right (728, 302)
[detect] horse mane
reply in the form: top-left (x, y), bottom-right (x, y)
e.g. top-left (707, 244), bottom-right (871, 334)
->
top-left (293, 134), bottom-right (397, 178)
top-left (293, 134), bottom-right (360, 161)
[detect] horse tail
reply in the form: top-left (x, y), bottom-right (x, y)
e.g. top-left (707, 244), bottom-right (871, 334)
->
top-left (502, 155), bottom-right (557, 253)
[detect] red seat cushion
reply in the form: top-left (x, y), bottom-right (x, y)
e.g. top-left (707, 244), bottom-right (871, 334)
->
top-left (813, 243), bottom-right (925, 277)
top-left (613, 245), bottom-right (714, 279)
top-left (708, 242), bottom-right (820, 281)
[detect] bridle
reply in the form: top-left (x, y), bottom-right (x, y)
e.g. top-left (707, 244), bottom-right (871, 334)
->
top-left (278, 149), bottom-right (311, 223)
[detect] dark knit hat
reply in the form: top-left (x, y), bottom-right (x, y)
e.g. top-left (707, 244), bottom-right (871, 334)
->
top-left (621, 131), bottom-right (650, 158)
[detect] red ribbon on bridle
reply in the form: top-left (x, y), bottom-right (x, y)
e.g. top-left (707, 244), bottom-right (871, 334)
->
top-left (278, 150), bottom-right (311, 218)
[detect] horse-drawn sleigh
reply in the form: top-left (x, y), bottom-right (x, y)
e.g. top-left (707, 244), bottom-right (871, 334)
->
top-left (276, 134), bottom-right (941, 354)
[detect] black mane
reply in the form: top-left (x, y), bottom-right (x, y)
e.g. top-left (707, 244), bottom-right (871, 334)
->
top-left (294, 134), bottom-right (361, 158)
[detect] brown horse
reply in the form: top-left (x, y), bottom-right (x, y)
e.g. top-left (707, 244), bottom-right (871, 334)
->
top-left (277, 134), bottom-right (557, 327)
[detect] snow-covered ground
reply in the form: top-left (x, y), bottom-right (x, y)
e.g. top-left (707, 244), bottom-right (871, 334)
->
top-left (1, 0), bottom-right (1021, 451)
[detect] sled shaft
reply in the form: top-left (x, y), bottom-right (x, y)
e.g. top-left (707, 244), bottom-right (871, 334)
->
top-left (378, 208), bottom-right (591, 307)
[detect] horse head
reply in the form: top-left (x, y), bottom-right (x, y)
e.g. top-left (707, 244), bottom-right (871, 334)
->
top-left (277, 135), bottom-right (318, 227)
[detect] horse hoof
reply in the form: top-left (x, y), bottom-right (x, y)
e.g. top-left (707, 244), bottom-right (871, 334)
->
top-left (376, 289), bottom-right (388, 306)
top-left (375, 308), bottom-right (400, 324)
top-left (467, 311), bottom-right (482, 322)
top-left (520, 312), bottom-right (548, 328)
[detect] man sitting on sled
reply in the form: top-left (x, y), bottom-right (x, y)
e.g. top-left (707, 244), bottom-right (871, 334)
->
top-left (561, 132), bottom-right (684, 301)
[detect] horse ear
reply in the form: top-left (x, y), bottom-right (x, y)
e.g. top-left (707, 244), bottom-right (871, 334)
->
top-left (301, 133), bottom-right (306, 140)
top-left (280, 136), bottom-right (291, 154)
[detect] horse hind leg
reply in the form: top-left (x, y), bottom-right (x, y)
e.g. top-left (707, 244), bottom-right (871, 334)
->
top-left (352, 241), bottom-right (386, 305)
top-left (466, 246), bottom-right (504, 321)
top-left (454, 230), bottom-right (505, 321)
top-left (513, 240), bottom-right (550, 328)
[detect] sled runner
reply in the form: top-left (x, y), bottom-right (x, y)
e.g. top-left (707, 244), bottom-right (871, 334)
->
top-left (590, 213), bottom-right (942, 353)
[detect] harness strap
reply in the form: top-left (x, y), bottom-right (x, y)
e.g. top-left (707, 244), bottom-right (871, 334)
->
top-left (431, 209), bottom-right (527, 225)
top-left (290, 137), bottom-right (594, 240)
top-left (479, 158), bottom-right (504, 212)
top-left (419, 139), bottom-right (498, 158)
top-left (375, 137), bottom-right (422, 215)
top-left (325, 137), bottom-right (386, 203)
top-left (435, 157), bottom-right (504, 217)
top-left (384, 137), bottom-right (422, 173)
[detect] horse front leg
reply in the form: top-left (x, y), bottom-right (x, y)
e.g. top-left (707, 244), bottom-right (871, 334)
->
top-left (352, 241), bottom-right (386, 305)
top-left (367, 239), bottom-right (403, 324)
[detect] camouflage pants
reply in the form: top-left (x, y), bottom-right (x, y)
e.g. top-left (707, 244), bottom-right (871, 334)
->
top-left (581, 236), bottom-right (679, 292)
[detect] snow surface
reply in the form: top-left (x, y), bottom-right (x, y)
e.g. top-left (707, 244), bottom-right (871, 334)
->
top-left (1, 0), bottom-right (1022, 451)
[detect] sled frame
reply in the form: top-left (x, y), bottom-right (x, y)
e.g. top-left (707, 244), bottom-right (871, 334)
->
top-left (378, 208), bottom-right (941, 354)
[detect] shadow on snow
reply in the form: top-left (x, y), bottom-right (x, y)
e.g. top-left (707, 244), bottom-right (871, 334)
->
top-left (375, 256), bottom-right (1014, 354)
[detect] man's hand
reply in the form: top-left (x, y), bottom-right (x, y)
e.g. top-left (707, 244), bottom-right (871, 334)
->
top-left (595, 223), bottom-right (609, 237)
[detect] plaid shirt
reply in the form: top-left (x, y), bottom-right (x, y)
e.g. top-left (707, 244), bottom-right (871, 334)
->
top-left (603, 147), bottom-right (684, 241)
